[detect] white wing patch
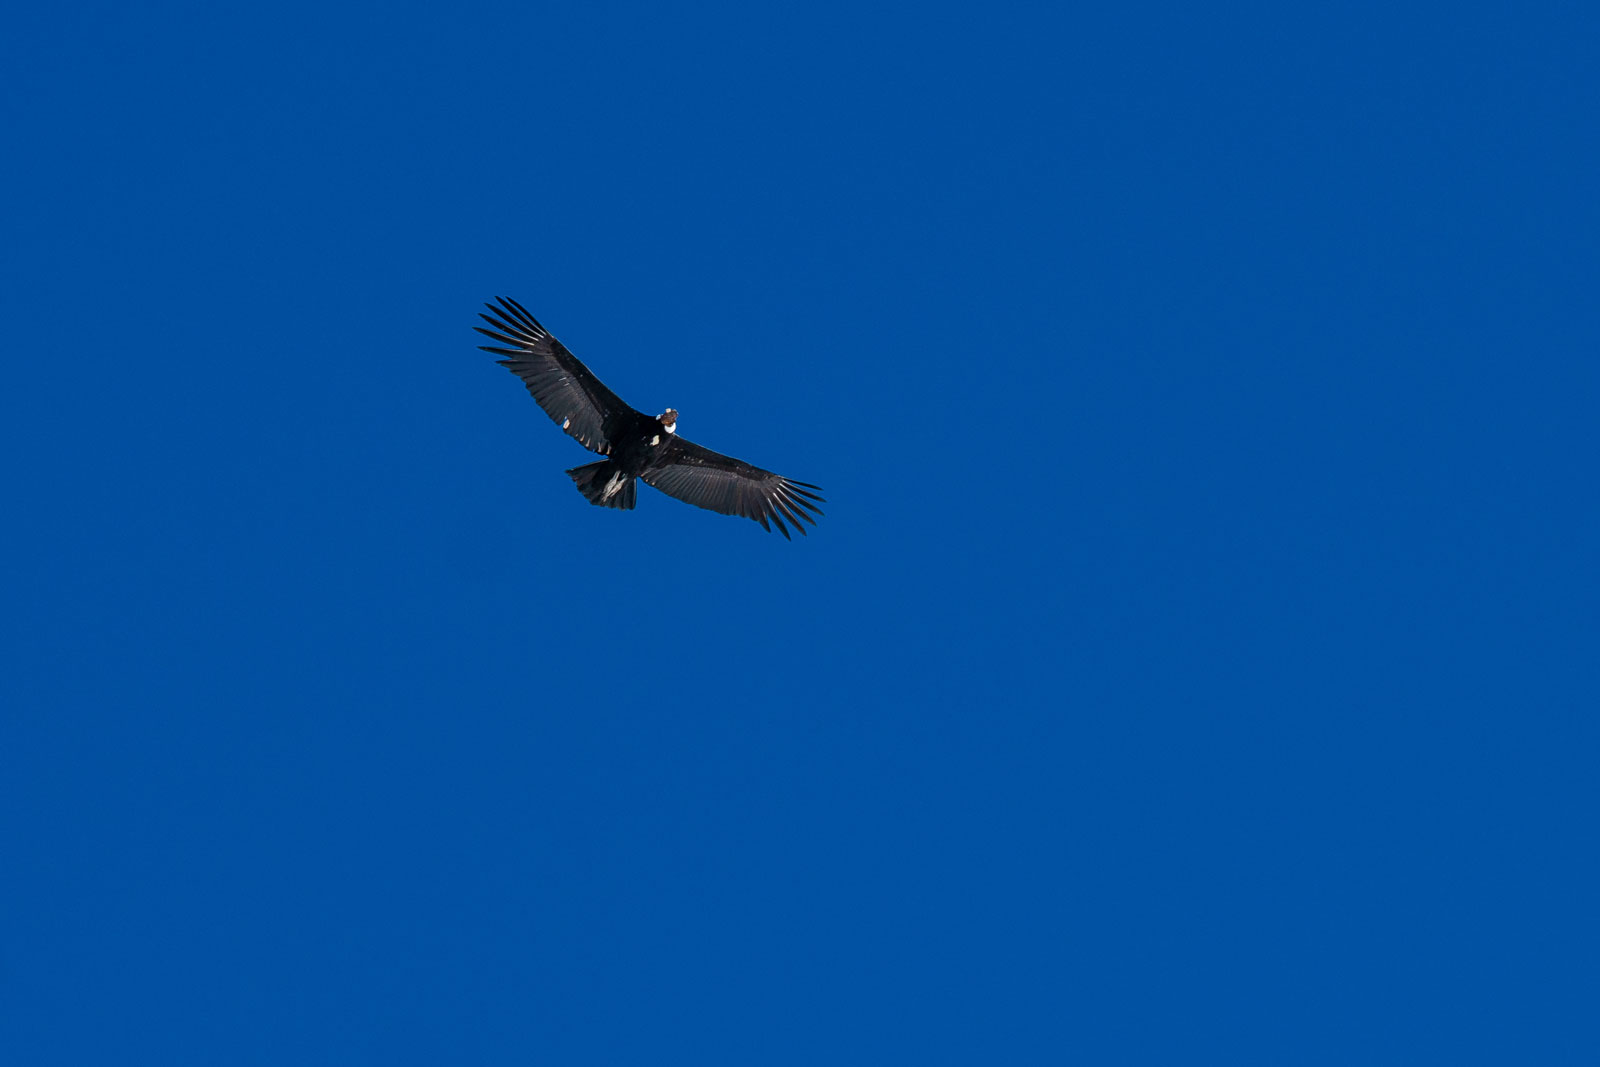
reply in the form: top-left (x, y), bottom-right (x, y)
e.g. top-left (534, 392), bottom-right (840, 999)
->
top-left (562, 417), bottom-right (570, 429)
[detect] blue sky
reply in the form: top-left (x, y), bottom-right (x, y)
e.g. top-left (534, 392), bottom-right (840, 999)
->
top-left (4, 1), bottom-right (1597, 1062)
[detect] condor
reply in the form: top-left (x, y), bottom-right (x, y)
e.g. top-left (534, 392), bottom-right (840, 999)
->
top-left (476, 297), bottom-right (825, 538)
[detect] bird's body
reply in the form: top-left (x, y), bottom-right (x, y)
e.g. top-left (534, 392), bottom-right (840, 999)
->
top-left (476, 297), bottom-right (824, 537)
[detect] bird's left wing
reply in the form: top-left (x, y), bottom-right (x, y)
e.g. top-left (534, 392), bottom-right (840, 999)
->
top-left (641, 436), bottom-right (825, 539)
top-left (475, 296), bottom-right (633, 454)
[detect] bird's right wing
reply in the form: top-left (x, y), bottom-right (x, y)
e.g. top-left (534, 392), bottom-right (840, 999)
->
top-left (475, 296), bottom-right (634, 454)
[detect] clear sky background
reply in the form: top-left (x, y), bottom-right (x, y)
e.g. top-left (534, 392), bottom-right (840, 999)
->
top-left (4, 2), bottom-right (1597, 1063)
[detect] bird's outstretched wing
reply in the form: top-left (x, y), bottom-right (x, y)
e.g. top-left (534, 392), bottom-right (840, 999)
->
top-left (642, 436), bottom-right (825, 539)
top-left (475, 296), bottom-right (634, 454)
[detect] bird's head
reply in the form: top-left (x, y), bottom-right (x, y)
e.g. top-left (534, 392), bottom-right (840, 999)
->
top-left (658, 408), bottom-right (678, 434)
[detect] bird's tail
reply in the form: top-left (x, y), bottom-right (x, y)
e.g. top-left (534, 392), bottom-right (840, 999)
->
top-left (566, 460), bottom-right (637, 510)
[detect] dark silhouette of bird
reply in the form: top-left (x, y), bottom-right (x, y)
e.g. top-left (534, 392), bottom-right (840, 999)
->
top-left (476, 297), bottom-right (825, 538)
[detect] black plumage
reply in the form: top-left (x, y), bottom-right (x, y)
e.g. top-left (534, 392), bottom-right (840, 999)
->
top-left (476, 296), bottom-right (825, 538)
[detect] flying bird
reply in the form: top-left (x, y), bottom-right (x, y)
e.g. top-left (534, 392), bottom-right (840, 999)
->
top-left (476, 296), bottom-right (825, 538)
